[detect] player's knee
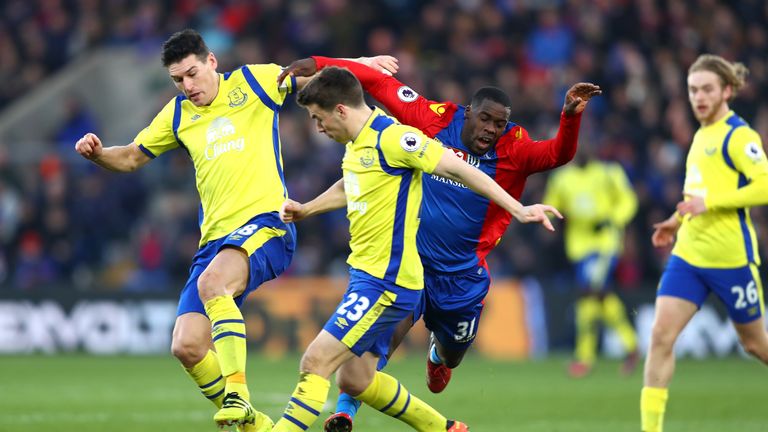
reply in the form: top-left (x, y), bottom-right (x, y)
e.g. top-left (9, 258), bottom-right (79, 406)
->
top-left (336, 373), bottom-right (369, 396)
top-left (740, 338), bottom-right (768, 364)
top-left (197, 269), bottom-right (225, 301)
top-left (299, 350), bottom-right (324, 376)
top-left (649, 324), bottom-right (676, 353)
top-left (171, 337), bottom-right (206, 367)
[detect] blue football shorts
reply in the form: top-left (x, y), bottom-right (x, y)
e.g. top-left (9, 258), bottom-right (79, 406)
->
top-left (323, 268), bottom-right (422, 358)
top-left (415, 264), bottom-right (491, 352)
top-left (177, 211), bottom-right (296, 316)
top-left (658, 255), bottom-right (764, 324)
top-left (574, 253), bottom-right (618, 292)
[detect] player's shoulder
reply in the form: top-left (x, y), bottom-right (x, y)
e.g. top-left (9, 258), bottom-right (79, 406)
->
top-left (380, 122), bottom-right (431, 151)
top-left (499, 123), bottom-right (528, 147)
top-left (729, 124), bottom-right (765, 164)
top-left (381, 121), bottom-right (423, 136)
top-left (233, 64), bottom-right (283, 85)
top-left (429, 100), bottom-right (460, 117)
top-left (161, 95), bottom-right (181, 109)
top-left (154, 95), bottom-right (183, 119)
top-left (496, 123), bottom-right (528, 154)
top-left (731, 122), bottom-right (761, 144)
top-left (242, 63), bottom-right (282, 74)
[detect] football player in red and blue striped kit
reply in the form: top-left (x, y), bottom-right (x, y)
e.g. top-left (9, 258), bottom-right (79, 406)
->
top-left (279, 57), bottom-right (600, 432)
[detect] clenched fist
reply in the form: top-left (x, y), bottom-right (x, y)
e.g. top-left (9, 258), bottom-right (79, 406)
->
top-left (75, 133), bottom-right (103, 160)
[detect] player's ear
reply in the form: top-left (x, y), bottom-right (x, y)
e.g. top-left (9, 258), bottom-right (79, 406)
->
top-left (723, 84), bottom-right (733, 101)
top-left (464, 105), bottom-right (471, 119)
top-left (335, 104), bottom-right (346, 118)
top-left (208, 52), bottom-right (217, 70)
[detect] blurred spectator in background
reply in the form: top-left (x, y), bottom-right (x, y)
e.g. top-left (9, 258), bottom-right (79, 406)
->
top-left (54, 95), bottom-right (100, 154)
top-left (13, 231), bottom-right (57, 290)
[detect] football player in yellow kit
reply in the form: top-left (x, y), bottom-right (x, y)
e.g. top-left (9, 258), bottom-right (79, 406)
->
top-left (543, 145), bottom-right (639, 378)
top-left (267, 66), bottom-right (560, 432)
top-left (641, 54), bottom-right (768, 432)
top-left (74, 29), bottom-right (396, 431)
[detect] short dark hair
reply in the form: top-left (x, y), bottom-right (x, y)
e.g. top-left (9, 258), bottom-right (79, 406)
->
top-left (470, 87), bottom-right (512, 110)
top-left (297, 67), bottom-right (366, 111)
top-left (161, 29), bottom-right (209, 67)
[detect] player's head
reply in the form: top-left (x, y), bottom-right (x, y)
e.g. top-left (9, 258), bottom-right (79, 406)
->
top-left (297, 67), bottom-right (367, 143)
top-left (461, 87), bottom-right (512, 155)
top-left (162, 29), bottom-right (219, 107)
top-left (574, 141), bottom-right (596, 166)
top-left (687, 54), bottom-right (748, 125)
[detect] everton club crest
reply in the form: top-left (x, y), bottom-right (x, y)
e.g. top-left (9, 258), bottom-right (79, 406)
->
top-left (228, 87), bottom-right (248, 107)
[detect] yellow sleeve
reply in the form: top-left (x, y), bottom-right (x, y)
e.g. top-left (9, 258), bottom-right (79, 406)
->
top-left (245, 64), bottom-right (293, 106)
top-left (607, 163), bottom-right (638, 227)
top-left (707, 127), bottom-right (768, 210)
top-left (133, 98), bottom-right (179, 158)
top-left (378, 125), bottom-right (444, 174)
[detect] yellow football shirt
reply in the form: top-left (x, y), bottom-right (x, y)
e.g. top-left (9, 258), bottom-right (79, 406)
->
top-left (134, 64), bottom-right (295, 245)
top-left (674, 111), bottom-right (768, 267)
top-left (343, 108), bottom-right (444, 289)
top-left (543, 160), bottom-right (637, 261)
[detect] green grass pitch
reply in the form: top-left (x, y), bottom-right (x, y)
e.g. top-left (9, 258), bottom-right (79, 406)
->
top-left (1, 354), bottom-right (766, 431)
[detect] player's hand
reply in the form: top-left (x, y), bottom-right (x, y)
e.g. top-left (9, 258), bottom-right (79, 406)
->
top-left (280, 199), bottom-right (307, 223)
top-left (563, 83), bottom-right (602, 116)
top-left (75, 132), bottom-right (103, 160)
top-left (651, 216), bottom-right (681, 248)
top-left (277, 58), bottom-right (318, 86)
top-left (514, 204), bottom-right (563, 232)
top-left (676, 193), bottom-right (707, 218)
top-left (357, 55), bottom-right (399, 76)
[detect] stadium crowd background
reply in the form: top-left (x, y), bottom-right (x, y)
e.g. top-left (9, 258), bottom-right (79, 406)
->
top-left (2, 0), bottom-right (768, 294)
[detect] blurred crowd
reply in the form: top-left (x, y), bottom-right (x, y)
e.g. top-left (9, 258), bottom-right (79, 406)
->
top-left (2, 0), bottom-right (768, 292)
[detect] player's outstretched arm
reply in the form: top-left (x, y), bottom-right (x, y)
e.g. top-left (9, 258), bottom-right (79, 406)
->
top-left (74, 133), bottom-right (151, 172)
top-left (278, 56), bottom-right (399, 89)
top-left (432, 148), bottom-right (562, 231)
top-left (651, 212), bottom-right (682, 248)
top-left (562, 83), bottom-right (602, 116)
top-left (356, 55), bottom-right (399, 76)
top-left (521, 83), bottom-right (601, 173)
top-left (280, 179), bottom-right (346, 223)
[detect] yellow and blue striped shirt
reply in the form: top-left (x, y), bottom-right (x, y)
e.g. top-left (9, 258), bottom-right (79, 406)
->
top-left (543, 160), bottom-right (637, 261)
top-left (134, 64), bottom-right (295, 245)
top-left (343, 108), bottom-right (444, 289)
top-left (675, 111), bottom-right (768, 268)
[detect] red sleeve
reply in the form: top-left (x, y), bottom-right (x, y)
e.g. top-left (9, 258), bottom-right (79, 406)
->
top-left (312, 56), bottom-right (457, 137)
top-left (513, 111), bottom-right (582, 173)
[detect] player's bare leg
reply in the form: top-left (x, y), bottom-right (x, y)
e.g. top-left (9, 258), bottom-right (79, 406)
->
top-left (171, 313), bottom-right (230, 407)
top-left (338, 352), bottom-right (468, 431)
top-left (197, 248), bottom-right (262, 429)
top-left (325, 314), bottom-right (414, 432)
top-left (641, 296), bottom-right (697, 432)
top-left (172, 313), bottom-right (214, 368)
top-left (734, 316), bottom-right (768, 364)
top-left (644, 296), bottom-right (697, 387)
